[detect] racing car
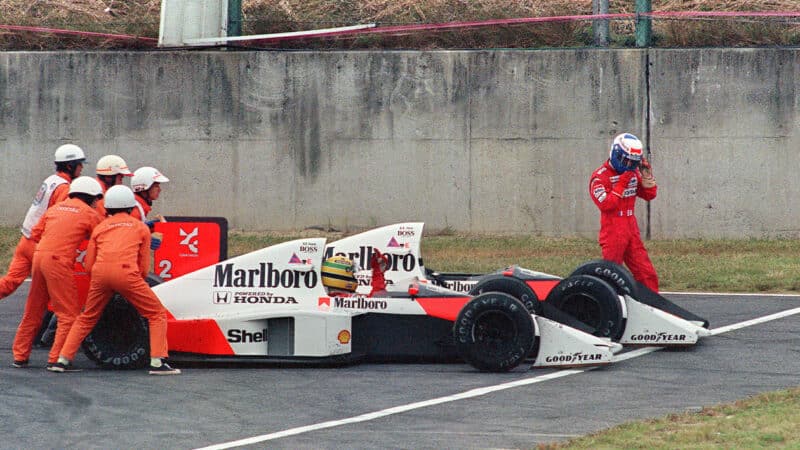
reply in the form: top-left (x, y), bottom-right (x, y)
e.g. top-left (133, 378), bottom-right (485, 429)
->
top-left (80, 223), bottom-right (625, 372)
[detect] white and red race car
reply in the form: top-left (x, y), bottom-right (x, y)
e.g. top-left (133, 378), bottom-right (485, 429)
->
top-left (81, 223), bottom-right (708, 372)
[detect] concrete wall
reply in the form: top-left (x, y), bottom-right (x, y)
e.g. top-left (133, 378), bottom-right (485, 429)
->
top-left (0, 48), bottom-right (797, 237)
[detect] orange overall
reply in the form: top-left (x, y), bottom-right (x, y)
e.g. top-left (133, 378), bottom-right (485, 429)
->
top-left (12, 197), bottom-right (101, 363)
top-left (130, 194), bottom-right (151, 221)
top-left (59, 212), bottom-right (170, 362)
top-left (0, 173), bottom-right (71, 299)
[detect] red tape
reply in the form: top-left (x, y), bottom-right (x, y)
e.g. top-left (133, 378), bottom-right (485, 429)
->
top-left (2, 10), bottom-right (798, 46)
top-left (0, 24), bottom-right (157, 44)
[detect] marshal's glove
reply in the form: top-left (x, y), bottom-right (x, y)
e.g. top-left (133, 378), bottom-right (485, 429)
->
top-left (640, 158), bottom-right (656, 188)
top-left (150, 232), bottom-right (162, 251)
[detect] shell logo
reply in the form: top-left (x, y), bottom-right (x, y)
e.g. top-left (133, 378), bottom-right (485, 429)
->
top-left (337, 329), bottom-right (351, 344)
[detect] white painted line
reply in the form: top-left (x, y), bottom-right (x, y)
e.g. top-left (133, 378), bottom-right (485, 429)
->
top-left (195, 370), bottom-right (587, 450)
top-left (663, 291), bottom-right (800, 298)
top-left (195, 306), bottom-right (800, 450)
top-left (708, 307), bottom-right (800, 336)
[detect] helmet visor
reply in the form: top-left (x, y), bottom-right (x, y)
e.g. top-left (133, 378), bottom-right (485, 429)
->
top-left (613, 149), bottom-right (641, 170)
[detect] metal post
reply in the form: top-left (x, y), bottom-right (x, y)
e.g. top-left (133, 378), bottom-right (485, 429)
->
top-left (635, 0), bottom-right (652, 47)
top-left (592, 0), bottom-right (609, 47)
top-left (227, 0), bottom-right (242, 37)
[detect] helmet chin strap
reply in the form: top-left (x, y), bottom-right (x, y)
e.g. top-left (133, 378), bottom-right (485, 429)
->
top-left (137, 190), bottom-right (153, 206)
top-left (69, 163), bottom-right (81, 180)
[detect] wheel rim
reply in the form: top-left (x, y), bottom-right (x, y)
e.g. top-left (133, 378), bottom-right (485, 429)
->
top-left (471, 310), bottom-right (517, 354)
top-left (559, 293), bottom-right (605, 333)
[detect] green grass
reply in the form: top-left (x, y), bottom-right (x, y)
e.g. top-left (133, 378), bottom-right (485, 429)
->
top-left (5, 226), bottom-right (800, 293)
top-left (540, 388), bottom-right (800, 449)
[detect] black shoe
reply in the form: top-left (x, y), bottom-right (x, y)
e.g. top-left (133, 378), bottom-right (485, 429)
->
top-left (149, 361), bottom-right (181, 375)
top-left (11, 360), bottom-right (28, 368)
top-left (47, 361), bottom-right (81, 373)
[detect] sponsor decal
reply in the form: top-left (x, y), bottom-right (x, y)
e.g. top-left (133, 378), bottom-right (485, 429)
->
top-left (629, 332), bottom-right (688, 343)
top-left (214, 262), bottom-right (318, 289)
top-left (327, 296), bottom-right (388, 310)
top-left (299, 242), bottom-right (319, 253)
top-left (215, 290), bottom-right (297, 304)
top-left (397, 226), bottom-right (416, 237)
top-left (544, 352), bottom-right (605, 364)
top-left (234, 291), bottom-right (298, 304)
top-left (318, 297), bottom-right (331, 310)
top-left (337, 330), bottom-right (351, 344)
top-left (33, 183), bottom-right (47, 205)
top-left (75, 248), bottom-right (87, 265)
top-left (227, 328), bottom-right (268, 343)
top-left (213, 291), bottom-right (231, 304)
top-left (288, 253), bottom-right (313, 265)
top-left (387, 237), bottom-right (410, 249)
top-left (353, 271), bottom-right (396, 287)
top-left (324, 245), bottom-right (418, 273)
top-left (179, 227), bottom-right (199, 254)
top-left (592, 186), bottom-right (606, 201)
top-left (592, 267), bottom-right (630, 294)
top-left (442, 279), bottom-right (478, 293)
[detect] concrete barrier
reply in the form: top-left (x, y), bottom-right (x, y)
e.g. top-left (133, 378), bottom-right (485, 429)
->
top-left (0, 48), bottom-right (796, 237)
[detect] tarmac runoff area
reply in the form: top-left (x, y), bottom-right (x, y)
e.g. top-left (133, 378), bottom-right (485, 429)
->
top-left (1, 282), bottom-right (799, 449)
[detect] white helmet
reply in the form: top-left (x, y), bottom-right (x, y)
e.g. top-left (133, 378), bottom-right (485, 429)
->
top-left (68, 176), bottom-right (103, 197)
top-left (132, 167), bottom-right (169, 192)
top-left (608, 133), bottom-right (644, 173)
top-left (54, 144), bottom-right (87, 163)
top-left (96, 155), bottom-right (132, 176)
top-left (104, 185), bottom-right (137, 209)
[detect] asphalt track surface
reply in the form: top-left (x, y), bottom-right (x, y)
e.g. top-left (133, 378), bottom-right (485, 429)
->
top-left (1, 283), bottom-right (799, 450)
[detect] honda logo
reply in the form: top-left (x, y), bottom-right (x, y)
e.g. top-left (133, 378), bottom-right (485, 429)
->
top-left (213, 291), bottom-right (230, 304)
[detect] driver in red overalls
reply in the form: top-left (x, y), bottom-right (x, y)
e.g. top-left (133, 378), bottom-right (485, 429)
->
top-left (589, 133), bottom-right (659, 292)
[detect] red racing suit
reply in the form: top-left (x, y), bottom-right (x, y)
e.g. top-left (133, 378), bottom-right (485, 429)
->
top-left (589, 160), bottom-right (659, 292)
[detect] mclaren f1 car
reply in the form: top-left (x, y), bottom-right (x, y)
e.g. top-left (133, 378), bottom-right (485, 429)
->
top-left (81, 223), bottom-right (633, 373)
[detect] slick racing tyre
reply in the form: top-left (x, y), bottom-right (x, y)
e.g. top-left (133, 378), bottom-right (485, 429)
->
top-left (453, 292), bottom-right (536, 372)
top-left (82, 274), bottom-right (163, 370)
top-left (468, 275), bottom-right (542, 315)
top-left (468, 275), bottom-right (541, 359)
top-left (569, 259), bottom-right (638, 298)
top-left (545, 275), bottom-right (625, 341)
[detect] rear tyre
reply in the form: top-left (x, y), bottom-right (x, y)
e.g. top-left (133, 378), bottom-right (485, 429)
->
top-left (569, 259), bottom-right (637, 298)
top-left (453, 292), bottom-right (535, 372)
top-left (82, 274), bottom-right (163, 370)
top-left (545, 275), bottom-right (625, 341)
top-left (468, 275), bottom-right (541, 315)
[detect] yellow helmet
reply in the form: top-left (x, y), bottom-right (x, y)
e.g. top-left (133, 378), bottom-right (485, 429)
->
top-left (321, 256), bottom-right (358, 292)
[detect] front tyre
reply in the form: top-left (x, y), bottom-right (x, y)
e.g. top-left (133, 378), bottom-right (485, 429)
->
top-left (545, 274), bottom-right (625, 340)
top-left (453, 292), bottom-right (535, 372)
